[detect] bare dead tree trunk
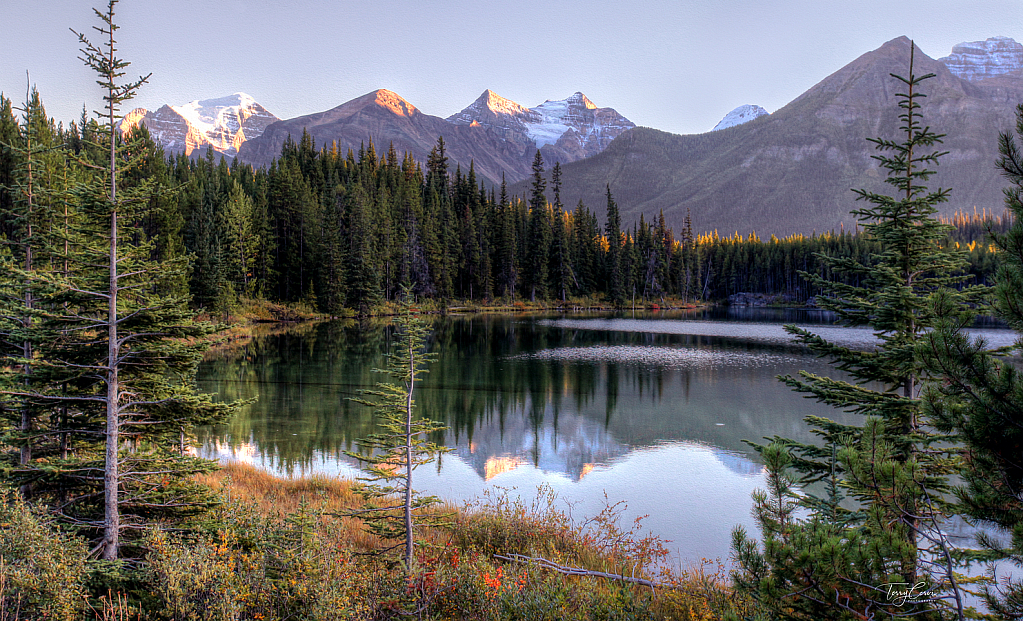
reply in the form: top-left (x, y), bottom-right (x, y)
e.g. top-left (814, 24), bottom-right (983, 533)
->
top-left (404, 332), bottom-right (415, 569)
top-left (102, 20), bottom-right (121, 561)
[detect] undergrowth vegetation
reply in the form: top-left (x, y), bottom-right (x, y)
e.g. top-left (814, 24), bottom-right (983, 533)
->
top-left (0, 462), bottom-right (748, 620)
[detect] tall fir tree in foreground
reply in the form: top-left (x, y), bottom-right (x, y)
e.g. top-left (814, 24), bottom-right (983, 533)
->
top-left (919, 103), bottom-right (1023, 619)
top-left (731, 43), bottom-right (972, 620)
top-left (344, 288), bottom-right (450, 570)
top-left (0, 0), bottom-right (238, 560)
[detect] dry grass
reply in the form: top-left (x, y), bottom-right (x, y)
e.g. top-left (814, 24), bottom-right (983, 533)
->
top-left (198, 462), bottom-right (359, 514)
top-left (198, 463), bottom-right (381, 550)
top-left (197, 462), bottom-right (458, 554)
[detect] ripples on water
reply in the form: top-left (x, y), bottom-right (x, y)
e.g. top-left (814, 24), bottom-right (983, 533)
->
top-left (516, 345), bottom-right (801, 369)
top-left (536, 317), bottom-right (1018, 350)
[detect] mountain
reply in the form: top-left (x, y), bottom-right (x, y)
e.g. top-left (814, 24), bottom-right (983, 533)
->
top-left (120, 93), bottom-right (277, 158)
top-left (712, 104), bottom-right (769, 131)
top-left (236, 89), bottom-right (537, 183)
top-left (447, 90), bottom-right (635, 164)
top-left (236, 89), bottom-right (634, 183)
top-left (938, 36), bottom-right (1023, 81)
top-left (513, 36), bottom-right (1023, 236)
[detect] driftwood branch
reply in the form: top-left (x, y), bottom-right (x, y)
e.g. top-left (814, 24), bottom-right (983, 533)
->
top-left (493, 553), bottom-right (675, 591)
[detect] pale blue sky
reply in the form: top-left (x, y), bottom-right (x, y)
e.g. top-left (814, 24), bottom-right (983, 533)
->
top-left (3, 0), bottom-right (1020, 135)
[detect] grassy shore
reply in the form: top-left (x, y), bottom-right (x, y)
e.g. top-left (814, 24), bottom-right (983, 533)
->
top-left (200, 295), bottom-right (704, 358)
top-left (1, 461), bottom-right (748, 620)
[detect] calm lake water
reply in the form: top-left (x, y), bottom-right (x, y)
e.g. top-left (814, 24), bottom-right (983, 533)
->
top-left (195, 308), bottom-right (1016, 568)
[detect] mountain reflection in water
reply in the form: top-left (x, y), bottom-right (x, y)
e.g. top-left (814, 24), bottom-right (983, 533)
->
top-left (195, 310), bottom-right (1016, 564)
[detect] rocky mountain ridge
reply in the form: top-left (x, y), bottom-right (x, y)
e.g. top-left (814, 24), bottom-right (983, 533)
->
top-left (235, 89), bottom-right (634, 183)
top-left (511, 36), bottom-right (1023, 236)
top-left (120, 93), bottom-right (278, 158)
top-left (938, 36), bottom-right (1023, 81)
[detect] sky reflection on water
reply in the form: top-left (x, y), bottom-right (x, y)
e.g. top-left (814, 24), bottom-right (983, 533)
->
top-left (198, 311), bottom-right (1017, 566)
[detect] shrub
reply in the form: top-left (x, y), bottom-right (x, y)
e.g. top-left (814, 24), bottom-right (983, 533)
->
top-left (0, 490), bottom-right (89, 621)
top-left (144, 500), bottom-right (372, 621)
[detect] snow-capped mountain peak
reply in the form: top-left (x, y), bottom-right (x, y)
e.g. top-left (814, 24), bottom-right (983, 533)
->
top-left (480, 89), bottom-right (534, 117)
top-left (171, 92), bottom-right (257, 136)
top-left (447, 90), bottom-right (634, 160)
top-left (527, 92), bottom-right (631, 149)
top-left (712, 104), bottom-right (769, 131)
top-left (121, 93), bottom-right (278, 158)
top-left (938, 36), bottom-right (1023, 81)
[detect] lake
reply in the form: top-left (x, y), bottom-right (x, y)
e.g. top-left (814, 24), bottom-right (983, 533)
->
top-left (195, 308), bottom-right (1015, 569)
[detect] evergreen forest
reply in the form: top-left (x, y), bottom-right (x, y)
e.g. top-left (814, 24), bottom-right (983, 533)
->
top-left (0, 93), bottom-right (1005, 317)
top-left (4, 7), bottom-right (1023, 617)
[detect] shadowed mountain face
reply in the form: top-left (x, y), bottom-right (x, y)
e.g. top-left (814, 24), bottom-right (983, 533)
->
top-left (237, 89), bottom-right (634, 184)
top-left (514, 37), bottom-right (1023, 237)
top-left (236, 89), bottom-right (538, 183)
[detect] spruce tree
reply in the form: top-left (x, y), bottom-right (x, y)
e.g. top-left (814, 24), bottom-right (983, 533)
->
top-left (344, 289), bottom-right (450, 569)
top-left (731, 44), bottom-right (971, 620)
top-left (918, 102), bottom-right (1023, 619)
top-left (549, 162), bottom-right (574, 302)
top-left (189, 181), bottom-right (231, 312)
top-left (0, 89), bottom-right (58, 475)
top-left (526, 151), bottom-right (550, 301)
top-left (496, 174), bottom-right (518, 299)
top-left (605, 185), bottom-right (625, 307)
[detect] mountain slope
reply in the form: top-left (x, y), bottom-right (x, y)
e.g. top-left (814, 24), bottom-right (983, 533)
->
top-left (712, 105), bottom-right (769, 131)
top-left (517, 37), bottom-right (1023, 236)
top-left (447, 90), bottom-right (635, 165)
top-left (238, 88), bottom-right (636, 182)
top-left (938, 36), bottom-right (1023, 81)
top-left (121, 93), bottom-right (277, 157)
top-left (236, 89), bottom-right (536, 183)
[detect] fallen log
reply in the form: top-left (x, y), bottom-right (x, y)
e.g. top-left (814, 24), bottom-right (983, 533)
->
top-left (492, 553), bottom-right (678, 591)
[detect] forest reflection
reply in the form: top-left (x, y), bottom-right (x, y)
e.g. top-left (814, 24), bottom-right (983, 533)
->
top-left (195, 311), bottom-right (857, 480)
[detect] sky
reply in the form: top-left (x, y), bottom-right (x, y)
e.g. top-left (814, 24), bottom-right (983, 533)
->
top-left (2, 0), bottom-right (1021, 136)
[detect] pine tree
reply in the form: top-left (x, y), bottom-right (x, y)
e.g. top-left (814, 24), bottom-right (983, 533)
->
top-left (731, 44), bottom-right (971, 620)
top-left (344, 289), bottom-right (450, 569)
top-left (918, 102), bottom-right (1023, 619)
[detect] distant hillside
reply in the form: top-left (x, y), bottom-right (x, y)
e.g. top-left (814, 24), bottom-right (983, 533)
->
top-left (513, 37), bottom-right (1023, 236)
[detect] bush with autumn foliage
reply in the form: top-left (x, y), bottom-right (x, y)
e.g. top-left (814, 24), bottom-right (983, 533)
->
top-left (0, 462), bottom-right (748, 620)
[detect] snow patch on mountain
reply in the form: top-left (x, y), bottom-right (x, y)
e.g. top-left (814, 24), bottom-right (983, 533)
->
top-left (122, 93), bottom-right (278, 158)
top-left (938, 36), bottom-right (1023, 81)
top-left (527, 93), bottom-right (598, 147)
top-left (448, 90), bottom-right (634, 157)
top-left (712, 105), bottom-right (769, 132)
